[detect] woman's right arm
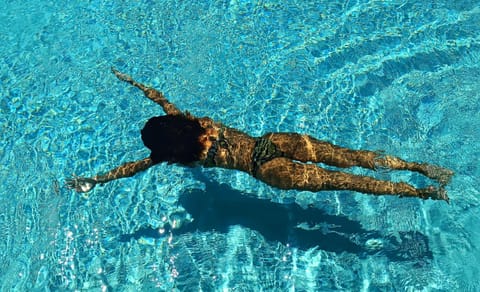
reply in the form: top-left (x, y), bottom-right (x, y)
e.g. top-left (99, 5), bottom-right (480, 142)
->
top-left (111, 67), bottom-right (183, 116)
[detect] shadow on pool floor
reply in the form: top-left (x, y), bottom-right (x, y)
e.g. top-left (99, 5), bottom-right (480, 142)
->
top-left (119, 173), bottom-right (432, 263)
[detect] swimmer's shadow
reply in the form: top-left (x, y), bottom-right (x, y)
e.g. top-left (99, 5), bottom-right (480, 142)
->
top-left (120, 178), bottom-right (433, 262)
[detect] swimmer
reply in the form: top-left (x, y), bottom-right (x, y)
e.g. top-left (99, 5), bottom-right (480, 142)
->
top-left (66, 68), bottom-right (453, 202)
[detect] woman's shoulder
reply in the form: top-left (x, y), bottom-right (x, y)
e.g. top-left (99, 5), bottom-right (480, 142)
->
top-left (196, 116), bottom-right (222, 130)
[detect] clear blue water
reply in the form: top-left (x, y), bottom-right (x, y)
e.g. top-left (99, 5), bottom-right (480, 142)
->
top-left (1, 0), bottom-right (479, 290)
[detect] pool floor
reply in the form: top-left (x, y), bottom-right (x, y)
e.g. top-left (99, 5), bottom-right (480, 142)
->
top-left (1, 0), bottom-right (479, 290)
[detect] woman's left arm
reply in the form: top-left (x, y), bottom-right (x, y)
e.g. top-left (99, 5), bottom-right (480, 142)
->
top-left (66, 157), bottom-right (153, 192)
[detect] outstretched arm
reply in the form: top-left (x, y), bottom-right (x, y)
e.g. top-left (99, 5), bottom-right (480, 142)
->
top-left (67, 157), bottom-right (154, 192)
top-left (111, 67), bottom-right (183, 116)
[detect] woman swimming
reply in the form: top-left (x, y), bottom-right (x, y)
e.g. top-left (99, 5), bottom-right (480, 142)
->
top-left (67, 68), bottom-right (453, 202)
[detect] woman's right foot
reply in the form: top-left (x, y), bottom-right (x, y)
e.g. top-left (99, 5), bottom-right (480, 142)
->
top-left (421, 164), bottom-right (454, 186)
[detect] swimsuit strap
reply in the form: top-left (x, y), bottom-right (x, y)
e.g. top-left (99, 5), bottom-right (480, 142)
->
top-left (205, 140), bottom-right (218, 166)
top-left (204, 126), bottom-right (226, 167)
top-left (252, 136), bottom-right (283, 177)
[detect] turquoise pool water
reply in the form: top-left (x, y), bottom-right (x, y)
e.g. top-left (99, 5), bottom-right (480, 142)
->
top-left (1, 0), bottom-right (479, 290)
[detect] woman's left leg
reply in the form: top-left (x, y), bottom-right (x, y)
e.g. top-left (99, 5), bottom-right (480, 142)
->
top-left (255, 157), bottom-right (448, 201)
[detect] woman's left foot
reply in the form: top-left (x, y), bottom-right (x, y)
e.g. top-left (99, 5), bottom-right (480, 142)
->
top-left (419, 186), bottom-right (449, 203)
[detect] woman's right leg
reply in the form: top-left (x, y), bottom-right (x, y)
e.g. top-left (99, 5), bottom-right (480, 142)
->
top-left (264, 133), bottom-right (453, 185)
top-left (255, 157), bottom-right (448, 201)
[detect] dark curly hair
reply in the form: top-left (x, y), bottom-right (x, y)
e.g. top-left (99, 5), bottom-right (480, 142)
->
top-left (141, 115), bottom-right (206, 165)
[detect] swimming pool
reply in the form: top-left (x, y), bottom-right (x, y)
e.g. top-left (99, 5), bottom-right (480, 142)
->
top-left (1, 0), bottom-right (479, 290)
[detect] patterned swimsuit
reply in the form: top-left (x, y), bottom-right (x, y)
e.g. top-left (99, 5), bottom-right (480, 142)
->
top-left (205, 127), bottom-right (283, 177)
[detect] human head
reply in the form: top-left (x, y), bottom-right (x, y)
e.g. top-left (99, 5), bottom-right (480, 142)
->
top-left (141, 115), bottom-right (206, 165)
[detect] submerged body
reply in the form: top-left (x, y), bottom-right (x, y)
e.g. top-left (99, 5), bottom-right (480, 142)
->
top-left (67, 68), bottom-right (453, 201)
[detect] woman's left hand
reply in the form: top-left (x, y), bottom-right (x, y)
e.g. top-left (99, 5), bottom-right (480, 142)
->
top-left (66, 176), bottom-right (97, 193)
